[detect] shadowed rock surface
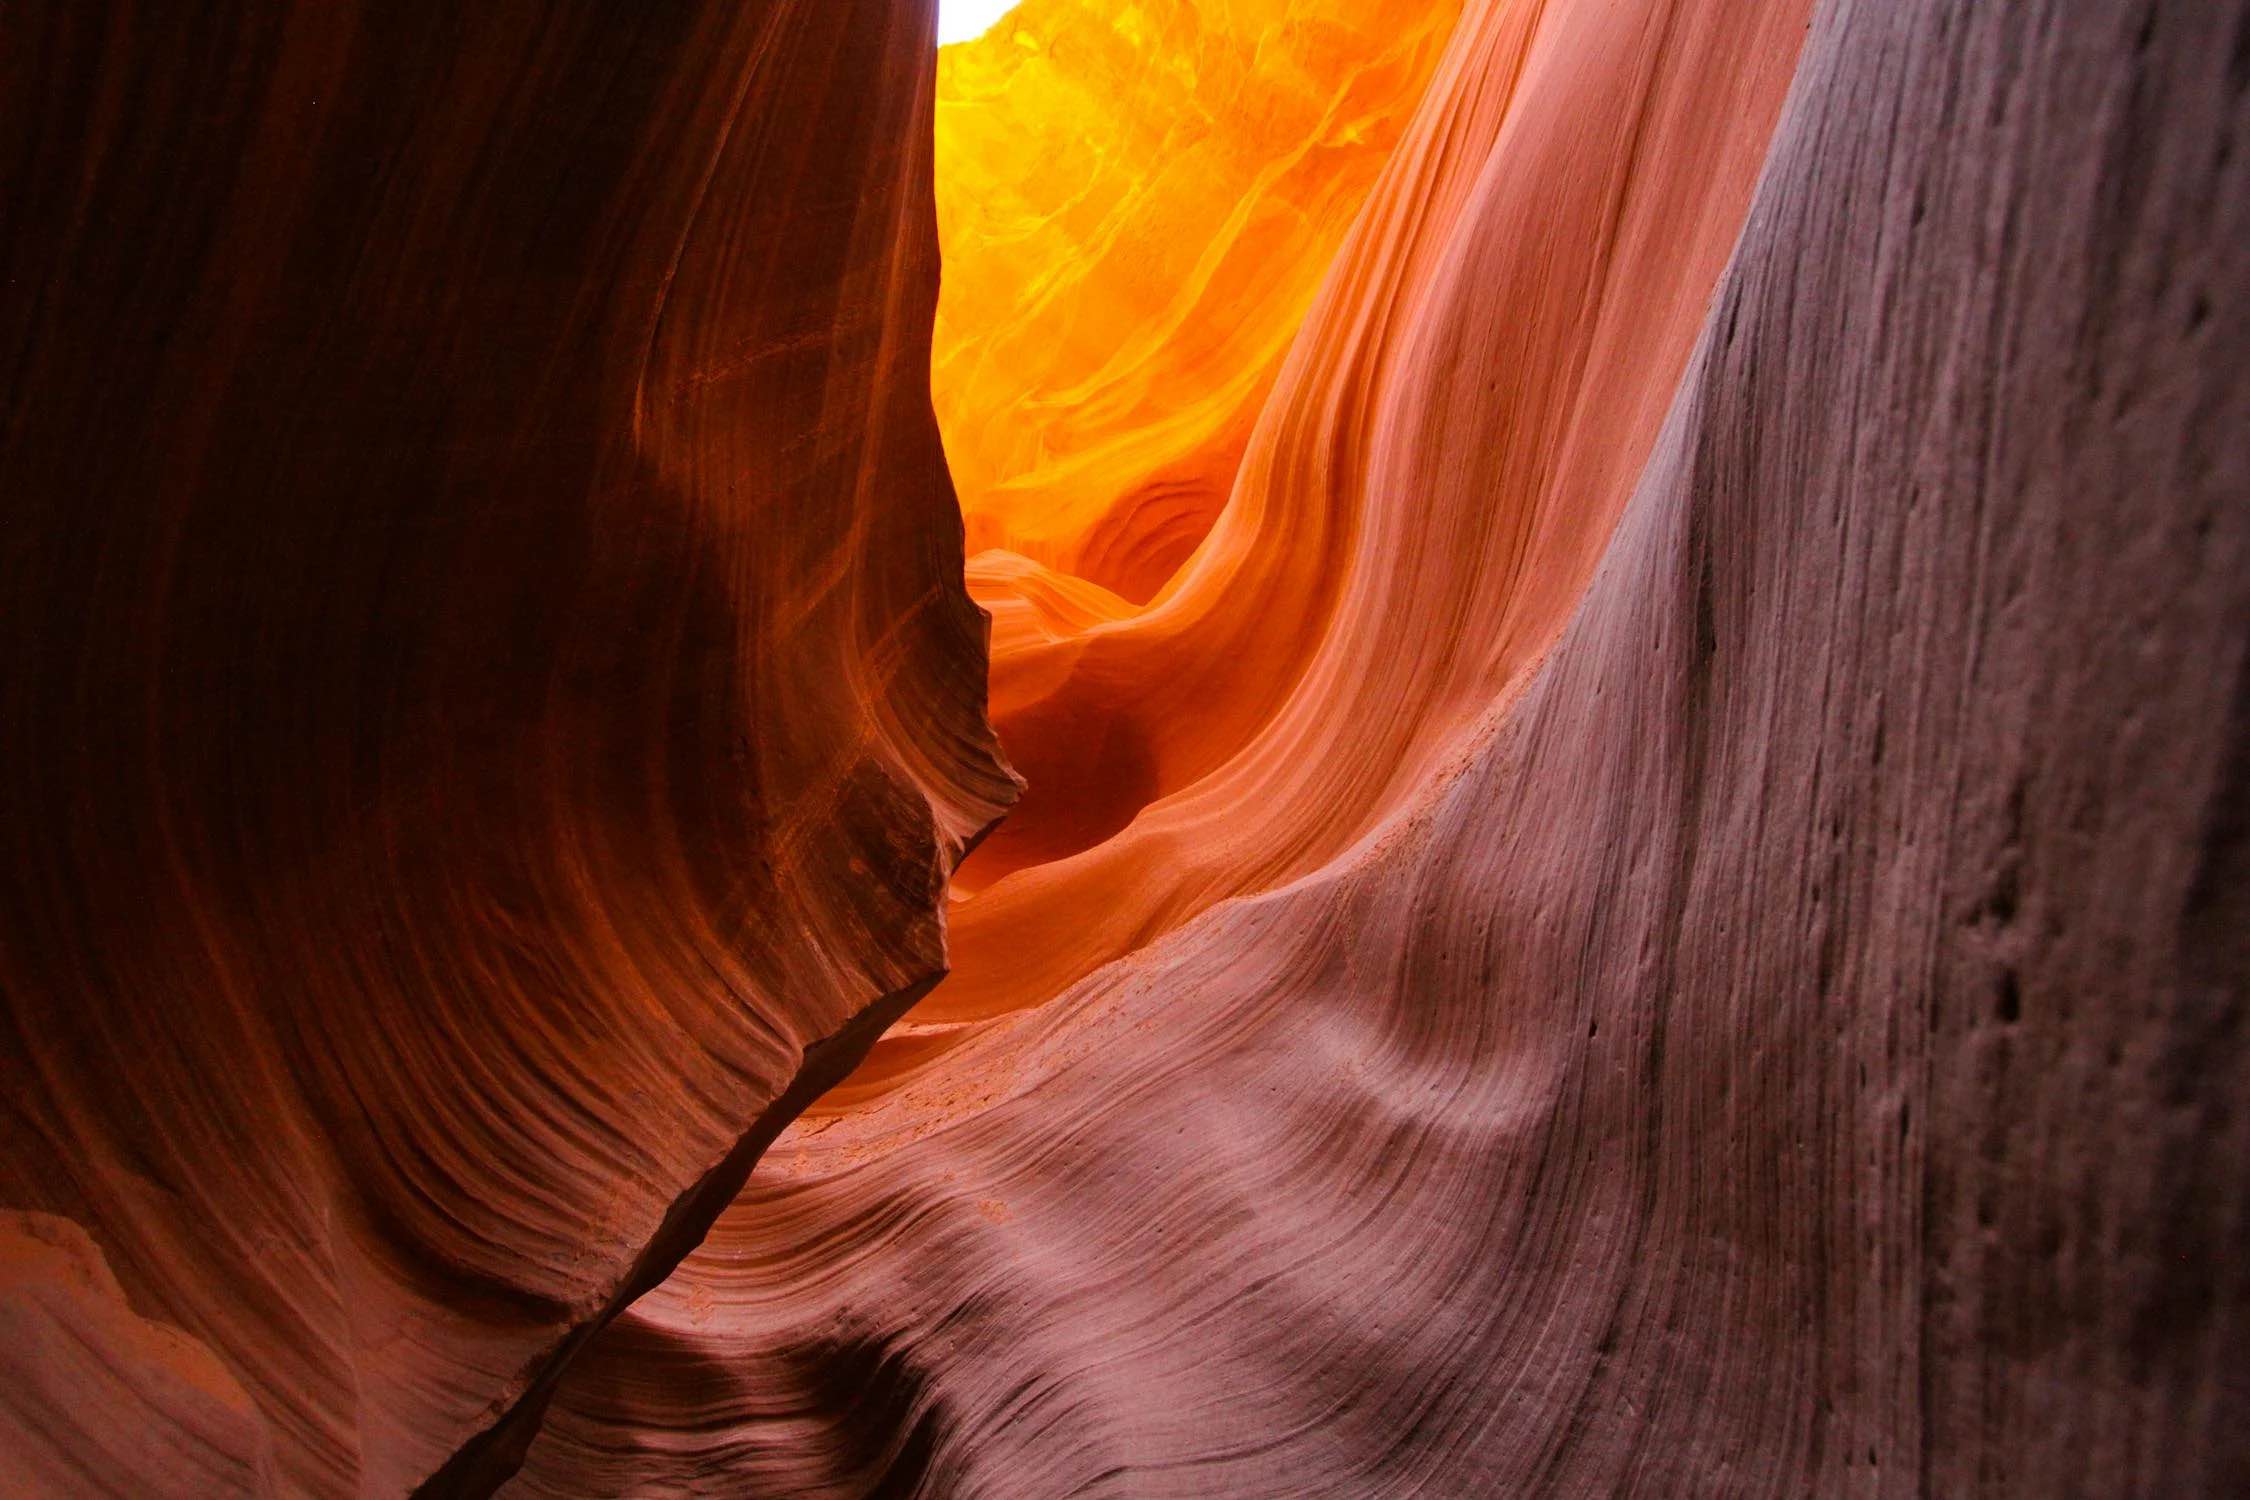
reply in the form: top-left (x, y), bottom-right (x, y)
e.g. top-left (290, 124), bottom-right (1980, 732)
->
top-left (0, 1), bottom-right (1011, 1492)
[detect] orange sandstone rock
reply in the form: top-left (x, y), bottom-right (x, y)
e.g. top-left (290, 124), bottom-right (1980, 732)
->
top-left (848, 0), bottom-right (1816, 1104)
top-left (933, 0), bottom-right (1464, 603)
top-left (5, 0), bottom-right (2247, 1492)
top-left (0, 1213), bottom-right (277, 1497)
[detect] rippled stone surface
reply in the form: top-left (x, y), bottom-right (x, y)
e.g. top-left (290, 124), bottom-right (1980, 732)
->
top-left (512, 0), bottom-right (2250, 1493)
top-left (5, 0), bottom-right (2244, 1493)
top-left (851, 0), bottom-right (1813, 1105)
top-left (0, 2), bottom-right (1010, 1492)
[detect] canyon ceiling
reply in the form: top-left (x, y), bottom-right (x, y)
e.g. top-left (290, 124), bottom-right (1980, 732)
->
top-left (1, 0), bottom-right (2243, 1496)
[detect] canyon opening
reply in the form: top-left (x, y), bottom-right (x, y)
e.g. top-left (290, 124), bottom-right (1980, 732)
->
top-left (937, 1), bottom-right (1022, 45)
top-left (0, 1), bottom-right (2243, 1497)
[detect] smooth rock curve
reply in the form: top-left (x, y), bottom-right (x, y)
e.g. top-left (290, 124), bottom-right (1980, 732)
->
top-left (0, 1), bottom-right (1012, 1491)
top-left (514, 0), bottom-right (2249, 1492)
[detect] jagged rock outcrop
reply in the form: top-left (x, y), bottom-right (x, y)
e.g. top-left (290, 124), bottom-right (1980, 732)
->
top-left (0, 1), bottom-right (1011, 1493)
top-left (510, 0), bottom-right (2250, 1493)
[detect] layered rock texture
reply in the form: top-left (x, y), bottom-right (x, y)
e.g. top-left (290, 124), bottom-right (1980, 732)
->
top-left (513, 0), bottom-right (2250, 1492)
top-left (0, 1), bottom-right (1011, 1493)
top-left (4, 0), bottom-right (2247, 1496)
top-left (878, 0), bottom-right (1820, 1106)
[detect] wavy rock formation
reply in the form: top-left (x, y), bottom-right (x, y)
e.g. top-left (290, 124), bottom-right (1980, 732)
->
top-left (932, 0), bottom-right (1463, 601)
top-left (0, 1), bottom-right (1010, 1493)
top-left (852, 0), bottom-right (1815, 1103)
top-left (510, 0), bottom-right (2250, 1493)
top-left (6, 0), bottom-right (2246, 1494)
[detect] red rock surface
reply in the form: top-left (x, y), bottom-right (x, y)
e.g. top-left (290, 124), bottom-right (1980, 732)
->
top-left (0, 1), bottom-right (1010, 1493)
top-left (0, 1213), bottom-right (277, 1495)
top-left (6, 0), bottom-right (2247, 1494)
top-left (509, 0), bottom-right (2250, 1493)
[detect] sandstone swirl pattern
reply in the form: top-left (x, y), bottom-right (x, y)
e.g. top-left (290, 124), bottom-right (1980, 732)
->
top-left (511, 0), bottom-right (2250, 1493)
top-left (0, 1), bottom-right (1011, 1493)
top-left (0, 0), bottom-right (2243, 1495)
top-left (846, 0), bottom-right (1815, 1100)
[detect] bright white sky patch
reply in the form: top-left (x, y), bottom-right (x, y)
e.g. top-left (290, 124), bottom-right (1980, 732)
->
top-left (937, 0), bottom-right (1021, 45)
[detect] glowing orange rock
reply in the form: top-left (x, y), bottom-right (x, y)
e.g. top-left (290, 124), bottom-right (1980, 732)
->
top-left (933, 0), bottom-right (1464, 603)
top-left (842, 0), bottom-right (1816, 1105)
top-left (9, 0), bottom-right (2247, 1491)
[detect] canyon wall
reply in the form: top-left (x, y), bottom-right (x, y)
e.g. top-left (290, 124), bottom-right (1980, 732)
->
top-left (2, 0), bottom-right (2243, 1493)
top-left (514, 0), bottom-right (2250, 1493)
top-left (849, 0), bottom-right (1814, 1104)
top-left (0, 1), bottom-right (1011, 1493)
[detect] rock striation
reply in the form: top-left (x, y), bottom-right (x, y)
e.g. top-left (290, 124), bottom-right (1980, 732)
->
top-left (4, 0), bottom-right (2246, 1494)
top-left (0, 1), bottom-right (1011, 1493)
top-left (849, 0), bottom-right (1816, 1104)
top-left (511, 0), bottom-right (2250, 1493)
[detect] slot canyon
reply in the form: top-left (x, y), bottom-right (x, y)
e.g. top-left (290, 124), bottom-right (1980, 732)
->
top-left (0, 0), bottom-right (2243, 1494)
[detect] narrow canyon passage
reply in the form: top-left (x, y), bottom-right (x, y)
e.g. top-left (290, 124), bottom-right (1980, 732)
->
top-left (823, 0), bottom-right (1818, 1111)
top-left (855, 0), bottom-right (1482, 1093)
top-left (0, 1), bottom-right (2243, 1496)
top-left (514, 0), bottom-right (2248, 1493)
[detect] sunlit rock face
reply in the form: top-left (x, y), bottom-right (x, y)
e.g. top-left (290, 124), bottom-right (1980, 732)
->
top-left (932, 0), bottom-right (1464, 603)
top-left (508, 0), bottom-right (2250, 1493)
top-left (0, 1), bottom-right (1011, 1493)
top-left (849, 0), bottom-right (1816, 1103)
